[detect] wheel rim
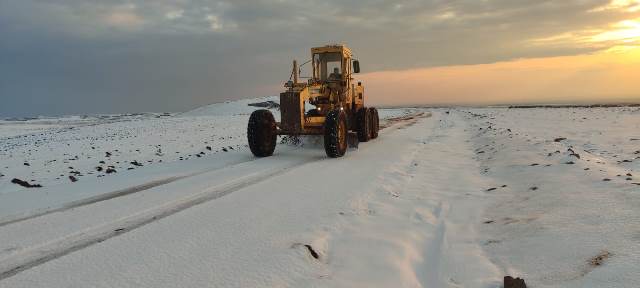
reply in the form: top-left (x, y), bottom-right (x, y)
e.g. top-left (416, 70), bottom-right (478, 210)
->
top-left (338, 117), bottom-right (346, 149)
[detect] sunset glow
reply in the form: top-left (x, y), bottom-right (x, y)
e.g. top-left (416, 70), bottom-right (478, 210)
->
top-left (592, 18), bottom-right (640, 43)
top-left (356, 0), bottom-right (640, 107)
top-left (362, 46), bottom-right (640, 106)
top-left (591, 0), bottom-right (640, 12)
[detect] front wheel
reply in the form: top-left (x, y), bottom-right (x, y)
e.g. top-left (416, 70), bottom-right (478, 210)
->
top-left (324, 109), bottom-right (348, 158)
top-left (247, 109), bottom-right (277, 157)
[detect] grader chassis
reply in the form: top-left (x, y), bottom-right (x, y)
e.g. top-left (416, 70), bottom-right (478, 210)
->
top-left (247, 44), bottom-right (379, 158)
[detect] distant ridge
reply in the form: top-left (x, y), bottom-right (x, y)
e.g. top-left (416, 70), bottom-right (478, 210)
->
top-left (508, 103), bottom-right (640, 108)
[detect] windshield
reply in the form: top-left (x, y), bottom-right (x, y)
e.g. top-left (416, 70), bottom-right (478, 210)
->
top-left (313, 52), bottom-right (342, 81)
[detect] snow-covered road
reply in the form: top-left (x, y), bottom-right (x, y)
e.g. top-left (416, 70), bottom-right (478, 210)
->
top-left (0, 103), bottom-right (638, 287)
top-left (0, 111), bottom-right (504, 287)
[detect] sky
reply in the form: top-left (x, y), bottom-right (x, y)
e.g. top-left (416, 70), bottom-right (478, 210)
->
top-left (1, 0), bottom-right (640, 117)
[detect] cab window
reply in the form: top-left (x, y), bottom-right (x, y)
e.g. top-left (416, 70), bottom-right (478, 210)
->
top-left (314, 52), bottom-right (342, 81)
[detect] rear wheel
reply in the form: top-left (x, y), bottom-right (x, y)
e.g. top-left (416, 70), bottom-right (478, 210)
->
top-left (247, 109), bottom-right (277, 157)
top-left (370, 108), bottom-right (379, 139)
top-left (324, 109), bottom-right (348, 158)
top-left (356, 107), bottom-right (371, 142)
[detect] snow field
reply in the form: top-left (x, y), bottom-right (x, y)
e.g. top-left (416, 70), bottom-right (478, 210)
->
top-left (0, 101), bottom-right (638, 287)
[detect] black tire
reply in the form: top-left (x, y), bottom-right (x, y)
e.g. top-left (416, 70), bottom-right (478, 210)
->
top-left (324, 109), bottom-right (348, 158)
top-left (356, 107), bottom-right (371, 142)
top-left (366, 108), bottom-right (374, 140)
top-left (247, 109), bottom-right (277, 157)
top-left (370, 108), bottom-right (379, 139)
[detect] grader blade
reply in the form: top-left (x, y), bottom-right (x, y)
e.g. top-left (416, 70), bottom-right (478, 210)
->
top-left (347, 131), bottom-right (359, 149)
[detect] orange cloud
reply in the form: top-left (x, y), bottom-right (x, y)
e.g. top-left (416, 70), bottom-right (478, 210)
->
top-left (103, 4), bottom-right (144, 30)
top-left (360, 47), bottom-right (640, 106)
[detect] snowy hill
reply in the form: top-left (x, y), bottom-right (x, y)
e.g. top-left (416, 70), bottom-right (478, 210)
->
top-left (181, 96), bottom-right (279, 117)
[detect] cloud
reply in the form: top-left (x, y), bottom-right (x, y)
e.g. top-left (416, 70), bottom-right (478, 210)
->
top-left (590, 0), bottom-right (640, 12)
top-left (1, 0), bottom-right (640, 117)
top-left (103, 4), bottom-right (144, 30)
top-left (165, 9), bottom-right (184, 20)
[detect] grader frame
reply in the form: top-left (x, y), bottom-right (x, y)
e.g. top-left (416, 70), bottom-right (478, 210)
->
top-left (247, 44), bottom-right (379, 158)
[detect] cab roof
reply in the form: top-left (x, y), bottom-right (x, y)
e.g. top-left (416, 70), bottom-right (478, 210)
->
top-left (311, 44), bottom-right (352, 58)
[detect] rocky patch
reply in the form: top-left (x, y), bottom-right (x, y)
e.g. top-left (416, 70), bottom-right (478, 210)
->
top-left (11, 178), bottom-right (42, 188)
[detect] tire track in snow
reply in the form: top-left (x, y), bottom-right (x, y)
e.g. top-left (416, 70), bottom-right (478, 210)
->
top-left (0, 110), bottom-right (430, 280)
top-left (0, 112), bottom-right (429, 228)
top-left (0, 176), bottom-right (184, 228)
top-left (0, 157), bottom-right (313, 281)
top-left (379, 112), bottom-right (431, 130)
top-left (0, 157), bottom-right (260, 228)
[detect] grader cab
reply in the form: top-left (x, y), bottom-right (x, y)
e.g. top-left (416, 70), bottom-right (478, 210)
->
top-left (247, 44), bottom-right (379, 158)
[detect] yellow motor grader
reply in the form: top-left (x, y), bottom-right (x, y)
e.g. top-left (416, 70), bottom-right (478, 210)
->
top-left (247, 44), bottom-right (379, 158)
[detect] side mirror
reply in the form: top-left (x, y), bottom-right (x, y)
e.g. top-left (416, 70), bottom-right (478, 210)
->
top-left (353, 60), bottom-right (360, 73)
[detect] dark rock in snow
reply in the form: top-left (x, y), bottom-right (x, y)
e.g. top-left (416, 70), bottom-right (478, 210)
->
top-left (206, 146), bottom-right (212, 151)
top-left (11, 178), bottom-right (42, 188)
top-left (23, 162), bottom-right (30, 166)
top-left (504, 276), bottom-right (527, 288)
top-left (69, 175), bottom-right (78, 182)
top-left (106, 168), bottom-right (117, 174)
top-left (568, 148), bottom-right (580, 159)
top-left (554, 137), bottom-right (567, 142)
top-left (589, 251), bottom-right (611, 267)
top-left (304, 244), bottom-right (319, 259)
top-left (130, 161), bottom-right (143, 167)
